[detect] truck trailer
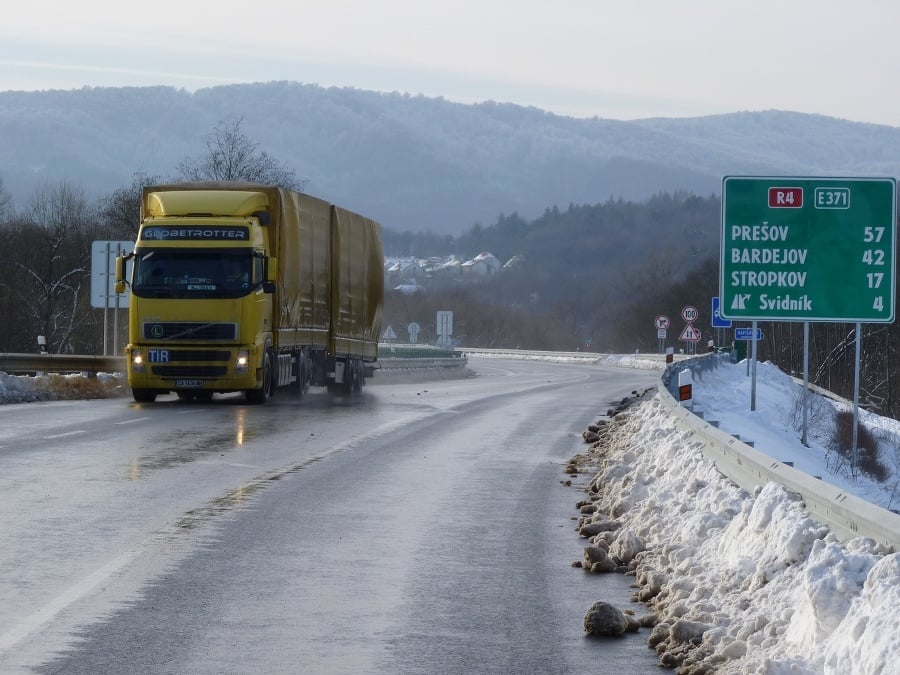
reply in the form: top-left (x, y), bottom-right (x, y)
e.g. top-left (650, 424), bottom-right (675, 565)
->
top-left (115, 181), bottom-right (384, 403)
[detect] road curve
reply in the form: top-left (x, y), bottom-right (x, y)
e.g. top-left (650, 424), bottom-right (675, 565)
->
top-left (0, 358), bottom-right (663, 674)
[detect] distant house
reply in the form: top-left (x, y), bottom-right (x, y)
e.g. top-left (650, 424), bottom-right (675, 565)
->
top-left (462, 252), bottom-right (502, 277)
top-left (384, 257), bottom-right (425, 287)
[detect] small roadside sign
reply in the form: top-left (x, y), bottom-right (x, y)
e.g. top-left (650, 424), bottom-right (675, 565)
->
top-left (735, 327), bottom-right (763, 341)
top-left (711, 297), bottom-right (732, 328)
top-left (679, 323), bottom-right (702, 342)
top-left (681, 306), bottom-right (699, 322)
top-left (654, 315), bottom-right (670, 330)
top-left (407, 322), bottom-right (421, 344)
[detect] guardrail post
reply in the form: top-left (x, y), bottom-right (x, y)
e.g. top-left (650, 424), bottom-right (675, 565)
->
top-left (677, 369), bottom-right (693, 409)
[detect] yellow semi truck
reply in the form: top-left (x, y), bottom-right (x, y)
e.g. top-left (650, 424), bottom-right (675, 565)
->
top-left (115, 181), bottom-right (383, 403)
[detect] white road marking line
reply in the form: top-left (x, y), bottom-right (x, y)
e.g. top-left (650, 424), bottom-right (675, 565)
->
top-left (115, 417), bottom-right (150, 425)
top-left (42, 430), bottom-right (87, 439)
top-left (0, 543), bottom-right (145, 653)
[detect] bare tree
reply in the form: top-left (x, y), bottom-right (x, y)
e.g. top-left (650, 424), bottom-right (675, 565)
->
top-left (177, 117), bottom-right (306, 191)
top-left (96, 171), bottom-right (161, 239)
top-left (0, 181), bottom-right (99, 353)
top-left (0, 176), bottom-right (12, 222)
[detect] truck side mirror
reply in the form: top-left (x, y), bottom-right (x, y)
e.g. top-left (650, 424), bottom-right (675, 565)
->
top-left (261, 256), bottom-right (277, 293)
top-left (114, 256), bottom-right (127, 294)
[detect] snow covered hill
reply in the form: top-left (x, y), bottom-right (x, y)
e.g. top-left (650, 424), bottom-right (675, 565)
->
top-left (2, 84), bottom-right (900, 233)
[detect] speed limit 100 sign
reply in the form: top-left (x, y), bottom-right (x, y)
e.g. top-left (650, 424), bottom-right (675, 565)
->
top-left (681, 306), bottom-right (699, 322)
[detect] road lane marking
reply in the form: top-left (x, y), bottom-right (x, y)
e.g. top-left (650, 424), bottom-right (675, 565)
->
top-left (0, 544), bottom-right (145, 654)
top-left (115, 417), bottom-right (150, 425)
top-left (42, 430), bottom-right (87, 439)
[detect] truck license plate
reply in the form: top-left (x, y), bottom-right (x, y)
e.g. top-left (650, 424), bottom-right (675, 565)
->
top-left (176, 379), bottom-right (203, 388)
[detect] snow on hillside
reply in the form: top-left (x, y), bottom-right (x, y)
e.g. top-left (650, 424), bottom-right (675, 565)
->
top-left (689, 358), bottom-right (900, 512)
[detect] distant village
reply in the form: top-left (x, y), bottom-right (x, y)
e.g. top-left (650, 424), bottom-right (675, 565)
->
top-left (384, 252), bottom-right (522, 294)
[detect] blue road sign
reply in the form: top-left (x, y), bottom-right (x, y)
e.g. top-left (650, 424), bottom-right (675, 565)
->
top-left (734, 327), bottom-right (763, 341)
top-left (711, 296), bottom-right (732, 328)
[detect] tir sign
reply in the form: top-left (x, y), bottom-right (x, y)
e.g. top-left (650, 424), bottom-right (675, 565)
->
top-left (768, 187), bottom-right (803, 208)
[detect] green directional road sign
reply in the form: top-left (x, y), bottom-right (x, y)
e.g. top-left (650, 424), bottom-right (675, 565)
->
top-left (721, 176), bottom-right (896, 322)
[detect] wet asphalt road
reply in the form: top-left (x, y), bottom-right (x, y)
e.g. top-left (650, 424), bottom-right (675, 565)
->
top-left (0, 358), bottom-right (664, 673)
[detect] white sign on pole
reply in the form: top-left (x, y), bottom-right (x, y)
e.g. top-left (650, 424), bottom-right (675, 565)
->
top-left (407, 322), bottom-right (421, 344)
top-left (436, 310), bottom-right (453, 349)
top-left (436, 310), bottom-right (453, 336)
top-left (91, 240), bottom-right (134, 309)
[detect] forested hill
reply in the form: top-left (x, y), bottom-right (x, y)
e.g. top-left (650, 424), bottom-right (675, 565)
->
top-left (1, 83), bottom-right (899, 234)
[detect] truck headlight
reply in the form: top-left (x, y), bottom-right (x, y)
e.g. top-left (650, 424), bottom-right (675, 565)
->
top-left (234, 350), bottom-right (249, 374)
top-left (131, 349), bottom-right (145, 373)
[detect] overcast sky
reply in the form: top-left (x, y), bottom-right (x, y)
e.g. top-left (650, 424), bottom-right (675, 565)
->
top-left (2, 0), bottom-right (899, 127)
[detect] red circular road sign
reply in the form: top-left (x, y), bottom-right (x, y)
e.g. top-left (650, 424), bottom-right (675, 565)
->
top-left (681, 306), bottom-right (699, 322)
top-left (654, 315), bottom-right (670, 330)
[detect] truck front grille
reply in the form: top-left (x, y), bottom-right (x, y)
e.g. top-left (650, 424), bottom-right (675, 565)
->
top-left (142, 322), bottom-right (237, 341)
top-left (152, 365), bottom-right (229, 378)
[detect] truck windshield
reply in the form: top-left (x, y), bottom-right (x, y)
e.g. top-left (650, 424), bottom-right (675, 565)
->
top-left (132, 249), bottom-right (254, 299)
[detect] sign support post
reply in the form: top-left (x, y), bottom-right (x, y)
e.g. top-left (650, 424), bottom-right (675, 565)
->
top-left (853, 323), bottom-right (862, 477)
top-left (802, 321), bottom-right (810, 447)
top-left (750, 321), bottom-right (758, 411)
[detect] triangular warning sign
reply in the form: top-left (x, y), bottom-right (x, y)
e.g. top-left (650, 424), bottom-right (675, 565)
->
top-left (679, 323), bottom-right (701, 342)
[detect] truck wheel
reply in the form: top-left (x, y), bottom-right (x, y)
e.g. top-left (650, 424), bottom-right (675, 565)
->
top-left (246, 352), bottom-right (273, 404)
top-left (132, 388), bottom-right (157, 403)
top-left (293, 356), bottom-right (309, 399)
top-left (352, 359), bottom-right (364, 393)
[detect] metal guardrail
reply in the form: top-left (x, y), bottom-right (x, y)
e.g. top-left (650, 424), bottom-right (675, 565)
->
top-left (0, 353), bottom-right (126, 374)
top-left (0, 352), bottom-right (468, 375)
top-left (661, 355), bottom-right (900, 551)
top-left (378, 357), bottom-right (467, 370)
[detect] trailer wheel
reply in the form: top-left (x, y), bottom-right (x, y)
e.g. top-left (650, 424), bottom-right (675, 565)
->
top-left (293, 354), bottom-right (309, 399)
top-left (246, 351), bottom-right (273, 404)
top-left (132, 388), bottom-right (157, 403)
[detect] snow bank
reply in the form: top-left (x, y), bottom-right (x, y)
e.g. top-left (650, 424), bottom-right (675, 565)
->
top-left (0, 371), bottom-right (126, 403)
top-left (574, 398), bottom-right (898, 674)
